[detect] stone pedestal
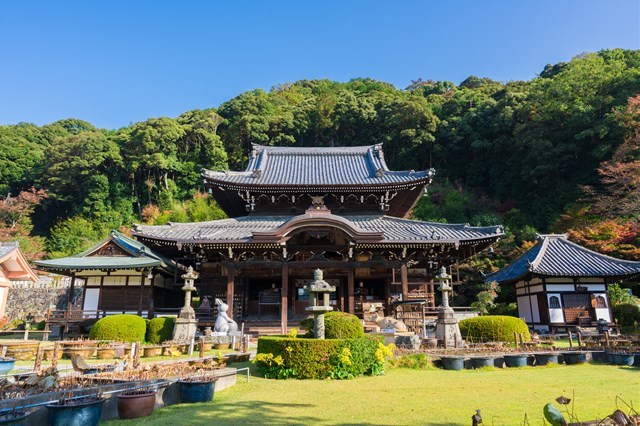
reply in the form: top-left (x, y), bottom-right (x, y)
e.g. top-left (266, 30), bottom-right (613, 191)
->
top-left (435, 306), bottom-right (463, 348)
top-left (173, 307), bottom-right (197, 342)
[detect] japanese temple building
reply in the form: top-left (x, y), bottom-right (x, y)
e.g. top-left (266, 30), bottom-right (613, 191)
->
top-left (485, 234), bottom-right (640, 331)
top-left (36, 231), bottom-right (177, 319)
top-left (128, 144), bottom-right (504, 330)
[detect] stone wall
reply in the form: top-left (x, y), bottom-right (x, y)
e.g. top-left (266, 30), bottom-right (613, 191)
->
top-left (6, 276), bottom-right (84, 321)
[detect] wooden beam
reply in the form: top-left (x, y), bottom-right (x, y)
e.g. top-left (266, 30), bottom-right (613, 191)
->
top-left (281, 264), bottom-right (289, 334)
top-left (401, 264), bottom-right (409, 301)
top-left (347, 268), bottom-right (355, 314)
top-left (226, 268), bottom-right (235, 317)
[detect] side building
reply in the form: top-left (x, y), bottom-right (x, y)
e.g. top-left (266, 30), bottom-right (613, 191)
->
top-left (485, 234), bottom-right (640, 332)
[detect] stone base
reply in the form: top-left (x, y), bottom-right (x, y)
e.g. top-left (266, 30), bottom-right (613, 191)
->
top-left (173, 317), bottom-right (197, 342)
top-left (435, 306), bottom-right (463, 348)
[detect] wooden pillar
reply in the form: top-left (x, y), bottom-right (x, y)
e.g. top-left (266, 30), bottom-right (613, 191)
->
top-left (400, 264), bottom-right (409, 301)
top-left (384, 274), bottom-right (391, 316)
top-left (347, 268), bottom-right (355, 314)
top-left (281, 264), bottom-right (289, 334)
top-left (226, 268), bottom-right (235, 317)
top-left (64, 274), bottom-right (76, 336)
top-left (138, 271), bottom-right (145, 316)
top-left (148, 273), bottom-right (155, 319)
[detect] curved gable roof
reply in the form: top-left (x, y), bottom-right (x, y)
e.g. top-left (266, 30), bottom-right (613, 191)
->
top-left (485, 234), bottom-right (640, 284)
top-left (203, 144), bottom-right (434, 187)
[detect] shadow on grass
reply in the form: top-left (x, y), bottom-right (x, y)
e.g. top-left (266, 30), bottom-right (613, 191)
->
top-left (136, 400), bottom-right (321, 425)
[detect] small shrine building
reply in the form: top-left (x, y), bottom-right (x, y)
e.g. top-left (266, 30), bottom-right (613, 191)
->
top-left (485, 234), bottom-right (640, 332)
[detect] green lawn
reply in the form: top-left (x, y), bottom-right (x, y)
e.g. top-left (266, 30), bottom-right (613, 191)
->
top-left (108, 363), bottom-right (639, 425)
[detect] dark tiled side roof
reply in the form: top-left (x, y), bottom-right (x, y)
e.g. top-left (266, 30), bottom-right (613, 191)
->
top-left (132, 214), bottom-right (503, 245)
top-left (485, 234), bottom-right (640, 283)
top-left (203, 144), bottom-right (434, 187)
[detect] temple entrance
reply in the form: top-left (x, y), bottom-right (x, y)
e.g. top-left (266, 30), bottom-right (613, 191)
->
top-left (246, 278), bottom-right (281, 320)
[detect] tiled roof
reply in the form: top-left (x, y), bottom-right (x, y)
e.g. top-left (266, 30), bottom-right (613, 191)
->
top-left (0, 242), bottom-right (19, 259)
top-left (36, 231), bottom-right (176, 271)
top-left (132, 214), bottom-right (503, 245)
top-left (485, 234), bottom-right (640, 283)
top-left (202, 144), bottom-right (434, 187)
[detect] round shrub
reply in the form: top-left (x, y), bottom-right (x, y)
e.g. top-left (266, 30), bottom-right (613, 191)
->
top-left (613, 302), bottom-right (640, 327)
top-left (89, 314), bottom-right (146, 342)
top-left (299, 311), bottom-right (364, 339)
top-left (145, 317), bottom-right (176, 344)
top-left (459, 315), bottom-right (531, 343)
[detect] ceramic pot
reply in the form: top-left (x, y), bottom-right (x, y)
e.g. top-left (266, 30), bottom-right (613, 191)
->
top-left (534, 353), bottom-right (559, 366)
top-left (46, 397), bottom-right (105, 426)
top-left (503, 354), bottom-right (529, 368)
top-left (469, 356), bottom-right (494, 369)
top-left (0, 358), bottom-right (16, 375)
top-left (117, 391), bottom-right (157, 419)
top-left (440, 356), bottom-right (464, 371)
top-left (142, 347), bottom-right (163, 357)
top-left (179, 380), bottom-right (216, 403)
top-left (96, 348), bottom-right (115, 360)
top-left (562, 351), bottom-right (587, 365)
top-left (0, 410), bottom-right (31, 426)
top-left (607, 352), bottom-right (635, 366)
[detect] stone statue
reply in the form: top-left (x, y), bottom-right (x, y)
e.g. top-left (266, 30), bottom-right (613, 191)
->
top-left (214, 298), bottom-right (238, 334)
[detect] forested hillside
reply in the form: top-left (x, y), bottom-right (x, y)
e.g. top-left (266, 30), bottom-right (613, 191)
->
top-left (1, 49), bottom-right (638, 301)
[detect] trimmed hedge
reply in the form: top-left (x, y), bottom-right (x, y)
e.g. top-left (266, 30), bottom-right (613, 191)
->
top-left (459, 315), bottom-right (531, 343)
top-left (299, 311), bottom-right (364, 339)
top-left (89, 314), bottom-right (146, 342)
top-left (256, 335), bottom-right (381, 379)
top-left (146, 317), bottom-right (176, 344)
top-left (613, 302), bottom-right (640, 327)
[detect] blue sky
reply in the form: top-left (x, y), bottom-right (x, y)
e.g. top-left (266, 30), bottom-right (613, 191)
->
top-left (1, 1), bottom-right (638, 129)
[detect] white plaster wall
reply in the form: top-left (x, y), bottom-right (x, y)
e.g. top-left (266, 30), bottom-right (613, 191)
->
top-left (530, 296), bottom-right (540, 322)
top-left (83, 288), bottom-right (100, 311)
top-left (517, 295), bottom-right (532, 322)
top-left (545, 284), bottom-right (575, 292)
top-left (0, 287), bottom-right (7, 317)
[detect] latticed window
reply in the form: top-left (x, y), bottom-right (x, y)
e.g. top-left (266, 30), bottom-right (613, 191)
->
top-left (549, 296), bottom-right (561, 309)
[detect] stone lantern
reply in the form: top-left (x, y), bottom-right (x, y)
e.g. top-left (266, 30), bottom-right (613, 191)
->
top-left (172, 266), bottom-right (199, 341)
top-left (304, 269), bottom-right (336, 339)
top-left (434, 266), bottom-right (463, 348)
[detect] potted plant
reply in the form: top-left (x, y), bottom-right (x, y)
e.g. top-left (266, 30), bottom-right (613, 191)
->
top-left (3, 342), bottom-right (39, 361)
top-left (468, 355), bottom-right (495, 369)
top-left (178, 375), bottom-right (218, 403)
top-left (117, 388), bottom-right (157, 419)
top-left (45, 395), bottom-right (105, 426)
top-left (213, 336), bottom-right (231, 350)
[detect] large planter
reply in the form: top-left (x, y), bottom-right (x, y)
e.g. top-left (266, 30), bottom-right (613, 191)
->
top-left (607, 352), bottom-right (635, 366)
top-left (46, 397), bottom-right (105, 426)
top-left (117, 390), bottom-right (157, 419)
top-left (0, 410), bottom-right (31, 425)
top-left (562, 351), bottom-right (587, 365)
top-left (503, 354), bottom-right (529, 368)
top-left (96, 348), bottom-right (115, 360)
top-left (143, 346), bottom-right (163, 357)
top-left (62, 343), bottom-right (97, 360)
top-left (214, 343), bottom-right (231, 350)
top-left (4, 343), bottom-right (38, 361)
top-left (440, 356), bottom-right (464, 371)
top-left (534, 353), bottom-right (559, 366)
top-left (468, 356), bottom-right (494, 369)
top-left (43, 349), bottom-right (63, 361)
top-left (0, 358), bottom-right (16, 375)
top-left (179, 380), bottom-right (217, 403)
